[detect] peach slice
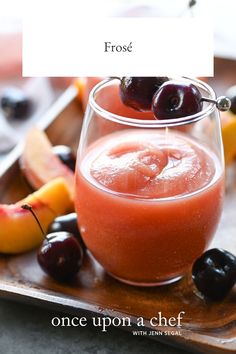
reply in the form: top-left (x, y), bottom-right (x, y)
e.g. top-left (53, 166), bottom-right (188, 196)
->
top-left (20, 128), bottom-right (75, 198)
top-left (0, 177), bottom-right (73, 254)
top-left (221, 111), bottom-right (236, 165)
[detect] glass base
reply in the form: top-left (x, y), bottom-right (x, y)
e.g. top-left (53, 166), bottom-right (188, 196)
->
top-left (108, 273), bottom-right (183, 287)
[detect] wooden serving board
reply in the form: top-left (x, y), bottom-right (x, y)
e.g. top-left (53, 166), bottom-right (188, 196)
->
top-left (0, 61), bottom-right (236, 354)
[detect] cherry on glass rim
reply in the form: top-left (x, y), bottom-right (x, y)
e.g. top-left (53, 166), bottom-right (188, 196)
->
top-left (152, 80), bottom-right (203, 120)
top-left (119, 77), bottom-right (169, 111)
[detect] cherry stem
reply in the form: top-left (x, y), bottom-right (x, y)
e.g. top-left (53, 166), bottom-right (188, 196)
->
top-left (110, 76), bottom-right (121, 81)
top-left (201, 97), bottom-right (217, 104)
top-left (21, 204), bottom-right (45, 237)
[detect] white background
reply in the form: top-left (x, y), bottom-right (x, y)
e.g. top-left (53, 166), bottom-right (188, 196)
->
top-left (0, 0), bottom-right (235, 75)
top-left (22, 15), bottom-right (213, 77)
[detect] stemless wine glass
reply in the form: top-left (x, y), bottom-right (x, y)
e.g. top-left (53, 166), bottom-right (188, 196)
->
top-left (75, 78), bottom-right (224, 286)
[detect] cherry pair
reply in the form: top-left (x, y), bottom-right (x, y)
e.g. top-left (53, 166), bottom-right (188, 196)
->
top-left (120, 77), bottom-right (230, 119)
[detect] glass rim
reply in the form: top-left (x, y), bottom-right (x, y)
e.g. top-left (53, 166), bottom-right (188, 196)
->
top-left (89, 77), bottom-right (217, 128)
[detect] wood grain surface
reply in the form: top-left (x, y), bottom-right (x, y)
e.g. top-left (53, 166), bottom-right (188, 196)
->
top-left (0, 60), bottom-right (235, 354)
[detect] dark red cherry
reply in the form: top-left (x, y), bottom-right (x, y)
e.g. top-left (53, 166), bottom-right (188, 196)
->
top-left (1, 87), bottom-right (32, 120)
top-left (48, 213), bottom-right (86, 250)
top-left (37, 232), bottom-right (83, 281)
top-left (152, 80), bottom-right (203, 119)
top-left (192, 248), bottom-right (236, 301)
top-left (52, 145), bottom-right (76, 171)
top-left (21, 204), bottom-right (83, 282)
top-left (120, 77), bottom-right (169, 111)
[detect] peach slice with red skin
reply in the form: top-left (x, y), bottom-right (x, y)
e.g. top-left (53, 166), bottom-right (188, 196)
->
top-left (20, 128), bottom-right (75, 198)
top-left (0, 177), bottom-right (73, 254)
